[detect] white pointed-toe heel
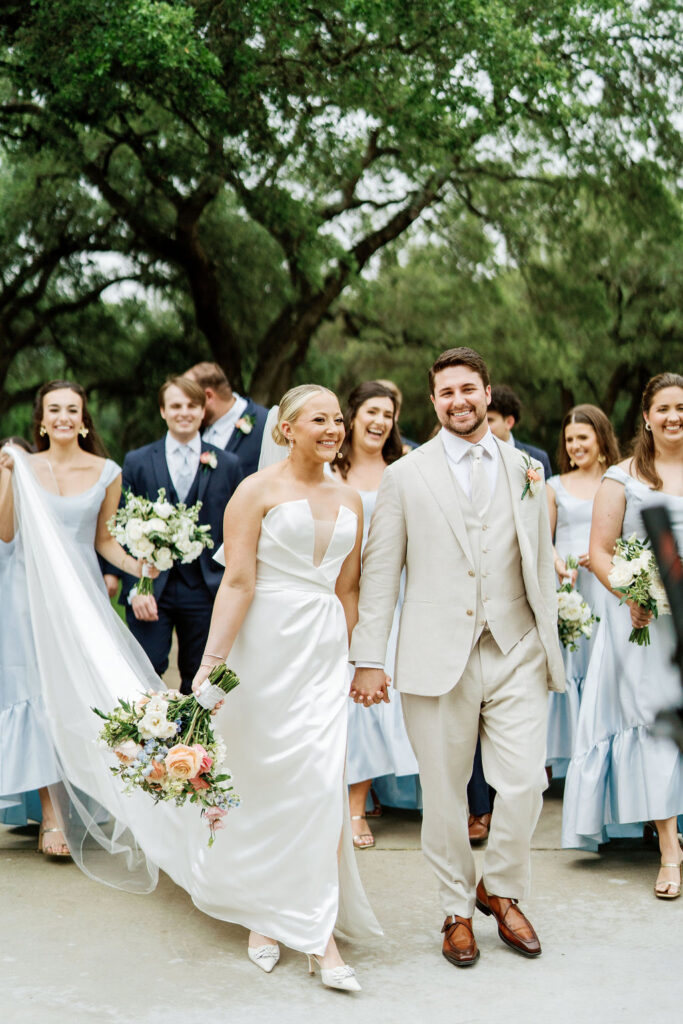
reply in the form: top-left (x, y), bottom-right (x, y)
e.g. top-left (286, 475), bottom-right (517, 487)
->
top-left (306, 954), bottom-right (361, 992)
top-left (248, 944), bottom-right (280, 973)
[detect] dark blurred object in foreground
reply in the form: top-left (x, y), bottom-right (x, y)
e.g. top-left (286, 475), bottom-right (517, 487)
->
top-left (642, 505), bottom-right (683, 752)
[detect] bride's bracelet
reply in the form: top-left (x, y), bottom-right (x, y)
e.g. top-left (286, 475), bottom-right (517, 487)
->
top-left (200, 653), bottom-right (225, 667)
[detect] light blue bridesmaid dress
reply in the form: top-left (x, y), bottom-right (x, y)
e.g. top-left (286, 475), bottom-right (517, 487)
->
top-left (346, 489), bottom-right (421, 809)
top-left (562, 465), bottom-right (683, 850)
top-left (546, 475), bottom-right (609, 777)
top-left (0, 458), bottom-right (121, 825)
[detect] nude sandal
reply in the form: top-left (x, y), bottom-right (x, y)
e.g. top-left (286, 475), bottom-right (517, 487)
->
top-left (654, 861), bottom-right (681, 900)
top-left (351, 815), bottom-right (375, 850)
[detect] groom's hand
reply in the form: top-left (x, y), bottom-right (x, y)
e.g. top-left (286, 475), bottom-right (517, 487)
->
top-left (350, 667), bottom-right (390, 707)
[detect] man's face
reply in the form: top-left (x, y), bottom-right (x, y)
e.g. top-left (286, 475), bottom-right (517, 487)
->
top-left (431, 365), bottom-right (490, 440)
top-left (160, 384), bottom-right (204, 442)
top-left (486, 410), bottom-right (515, 442)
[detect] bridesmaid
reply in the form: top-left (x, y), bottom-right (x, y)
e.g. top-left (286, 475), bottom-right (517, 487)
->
top-left (545, 405), bottom-right (619, 776)
top-left (331, 382), bottom-right (419, 849)
top-left (562, 373), bottom-right (683, 899)
top-left (0, 382), bottom-right (155, 855)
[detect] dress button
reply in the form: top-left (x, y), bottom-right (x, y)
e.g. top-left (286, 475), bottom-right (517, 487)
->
top-left (482, 524), bottom-right (488, 531)
top-left (468, 570), bottom-right (475, 578)
top-left (466, 609), bottom-right (474, 616)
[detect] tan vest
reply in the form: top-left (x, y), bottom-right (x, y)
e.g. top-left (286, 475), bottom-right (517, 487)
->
top-left (453, 463), bottom-right (535, 654)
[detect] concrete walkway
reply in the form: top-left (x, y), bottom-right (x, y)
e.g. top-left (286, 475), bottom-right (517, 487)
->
top-left (0, 781), bottom-right (680, 1024)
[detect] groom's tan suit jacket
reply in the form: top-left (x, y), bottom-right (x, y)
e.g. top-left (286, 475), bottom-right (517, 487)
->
top-left (350, 434), bottom-right (565, 695)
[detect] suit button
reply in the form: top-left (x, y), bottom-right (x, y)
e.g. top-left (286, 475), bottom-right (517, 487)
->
top-left (466, 609), bottom-right (474, 616)
top-left (468, 570), bottom-right (475, 578)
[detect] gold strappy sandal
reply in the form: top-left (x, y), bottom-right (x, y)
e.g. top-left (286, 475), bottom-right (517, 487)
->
top-left (351, 815), bottom-right (375, 850)
top-left (38, 825), bottom-right (71, 858)
top-left (654, 861), bottom-right (681, 900)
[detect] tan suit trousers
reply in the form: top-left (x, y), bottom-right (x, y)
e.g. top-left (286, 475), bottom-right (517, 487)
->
top-left (401, 626), bottom-right (549, 917)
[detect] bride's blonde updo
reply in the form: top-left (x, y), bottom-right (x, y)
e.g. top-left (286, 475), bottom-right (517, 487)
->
top-left (272, 384), bottom-right (338, 446)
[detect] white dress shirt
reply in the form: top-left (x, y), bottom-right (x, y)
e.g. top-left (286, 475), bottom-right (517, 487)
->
top-left (439, 426), bottom-right (499, 499)
top-left (165, 432), bottom-right (201, 499)
top-left (202, 394), bottom-right (248, 449)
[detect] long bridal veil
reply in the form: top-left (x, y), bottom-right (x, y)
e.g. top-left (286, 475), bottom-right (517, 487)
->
top-left (6, 445), bottom-right (200, 893)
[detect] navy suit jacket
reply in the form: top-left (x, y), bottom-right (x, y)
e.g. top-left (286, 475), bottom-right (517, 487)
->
top-left (119, 438), bottom-right (243, 603)
top-left (514, 438), bottom-right (552, 480)
top-left (222, 397), bottom-right (269, 477)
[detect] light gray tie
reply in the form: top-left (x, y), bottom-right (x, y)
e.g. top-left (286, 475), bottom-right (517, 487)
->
top-left (469, 444), bottom-right (490, 517)
top-left (175, 445), bottom-right (194, 503)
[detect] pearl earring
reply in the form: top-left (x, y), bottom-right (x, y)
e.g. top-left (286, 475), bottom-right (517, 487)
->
top-left (645, 422), bottom-right (652, 432)
top-left (79, 426), bottom-right (89, 438)
top-left (597, 454), bottom-right (606, 465)
top-left (39, 425), bottom-right (47, 437)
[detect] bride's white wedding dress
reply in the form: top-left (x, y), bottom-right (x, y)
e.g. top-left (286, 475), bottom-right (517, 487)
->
top-left (5, 448), bottom-right (380, 954)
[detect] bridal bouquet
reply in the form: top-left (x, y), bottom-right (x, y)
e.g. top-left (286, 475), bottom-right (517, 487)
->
top-left (608, 534), bottom-right (671, 646)
top-left (93, 664), bottom-right (241, 844)
top-left (107, 487), bottom-right (213, 594)
top-left (556, 556), bottom-right (599, 651)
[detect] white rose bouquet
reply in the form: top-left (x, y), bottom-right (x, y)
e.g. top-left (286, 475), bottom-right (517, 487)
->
top-left (93, 665), bottom-right (241, 845)
top-left (608, 534), bottom-right (671, 646)
top-left (107, 488), bottom-right (213, 594)
top-left (556, 555), bottom-right (599, 651)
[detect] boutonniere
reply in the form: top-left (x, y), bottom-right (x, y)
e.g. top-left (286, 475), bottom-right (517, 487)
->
top-left (521, 453), bottom-right (542, 500)
top-left (235, 415), bottom-right (255, 435)
top-left (200, 450), bottom-right (218, 472)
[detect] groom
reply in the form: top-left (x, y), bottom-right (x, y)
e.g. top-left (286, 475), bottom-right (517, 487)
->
top-left (119, 376), bottom-right (242, 693)
top-left (350, 347), bottom-right (564, 966)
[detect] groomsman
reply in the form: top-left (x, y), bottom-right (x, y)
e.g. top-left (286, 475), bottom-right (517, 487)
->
top-left (119, 376), bottom-right (242, 693)
top-left (486, 384), bottom-right (552, 478)
top-left (184, 362), bottom-right (269, 477)
top-left (350, 348), bottom-right (564, 966)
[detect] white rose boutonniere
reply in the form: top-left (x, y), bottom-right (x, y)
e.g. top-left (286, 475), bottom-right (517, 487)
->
top-left (235, 415), bottom-right (255, 435)
top-left (199, 450), bottom-right (218, 472)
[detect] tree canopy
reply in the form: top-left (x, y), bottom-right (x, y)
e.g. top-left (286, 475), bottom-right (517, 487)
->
top-left (0, 1), bottom-right (681, 456)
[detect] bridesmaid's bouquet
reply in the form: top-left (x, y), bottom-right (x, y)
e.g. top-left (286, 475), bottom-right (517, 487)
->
top-left (556, 556), bottom-right (599, 651)
top-left (93, 665), bottom-right (241, 845)
top-left (107, 487), bottom-right (213, 593)
top-left (608, 534), bottom-right (671, 646)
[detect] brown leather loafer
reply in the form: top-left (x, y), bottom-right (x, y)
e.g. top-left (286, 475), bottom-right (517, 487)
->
top-left (475, 880), bottom-right (541, 958)
top-left (468, 813), bottom-right (491, 845)
top-left (441, 915), bottom-right (480, 967)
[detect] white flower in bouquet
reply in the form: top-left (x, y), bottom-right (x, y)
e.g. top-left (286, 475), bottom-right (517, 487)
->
top-left (142, 517), bottom-right (170, 536)
top-left (557, 589), bottom-right (584, 622)
top-left (138, 710), bottom-right (178, 740)
top-left (144, 695), bottom-right (167, 714)
top-left (608, 558), bottom-right (636, 589)
top-left (114, 740), bottom-right (142, 764)
top-left (130, 536), bottom-right (155, 559)
top-left (181, 540), bottom-right (205, 563)
top-left (153, 547), bottom-right (174, 571)
top-left (125, 518), bottom-right (146, 543)
top-left (153, 500), bottom-right (175, 519)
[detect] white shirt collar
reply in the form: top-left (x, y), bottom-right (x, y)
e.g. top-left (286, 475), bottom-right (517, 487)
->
top-left (165, 431), bottom-right (201, 456)
top-left (439, 426), bottom-right (498, 464)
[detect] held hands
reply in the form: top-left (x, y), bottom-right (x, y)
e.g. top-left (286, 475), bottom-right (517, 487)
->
top-left (349, 668), bottom-right (391, 707)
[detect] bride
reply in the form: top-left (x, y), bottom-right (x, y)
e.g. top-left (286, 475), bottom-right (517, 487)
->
top-left (1, 381), bottom-right (380, 990)
top-left (190, 384), bottom-right (380, 989)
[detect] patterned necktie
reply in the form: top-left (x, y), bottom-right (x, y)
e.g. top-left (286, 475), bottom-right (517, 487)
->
top-left (175, 445), bottom-right (194, 503)
top-left (469, 444), bottom-right (490, 518)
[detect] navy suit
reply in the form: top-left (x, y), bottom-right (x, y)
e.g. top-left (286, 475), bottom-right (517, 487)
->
top-left (221, 397), bottom-right (269, 477)
top-left (513, 438), bottom-right (552, 480)
top-left (120, 438), bottom-right (243, 692)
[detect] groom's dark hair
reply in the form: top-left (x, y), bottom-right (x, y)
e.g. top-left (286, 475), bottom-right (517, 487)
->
top-left (429, 348), bottom-right (490, 393)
